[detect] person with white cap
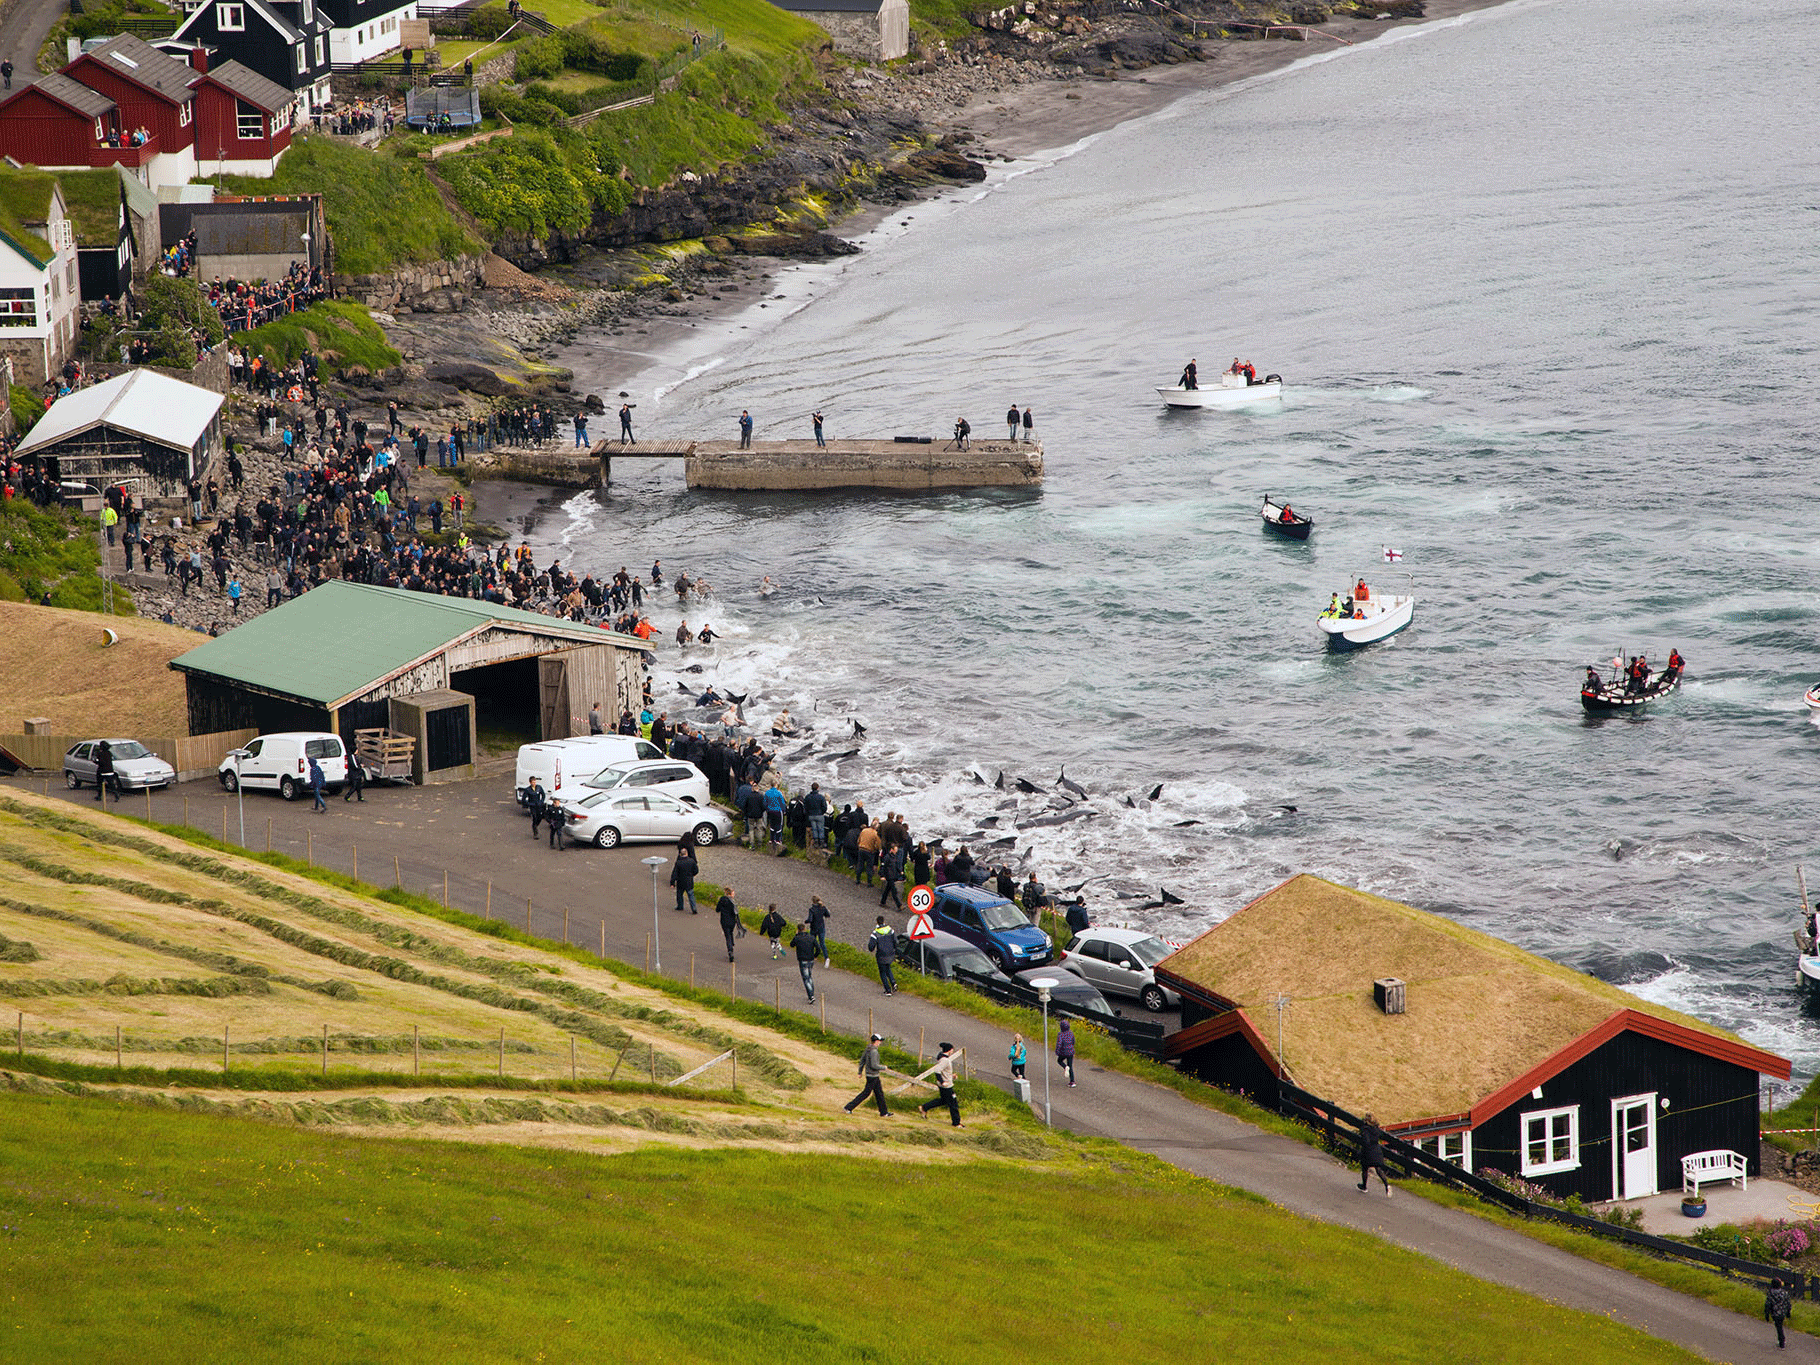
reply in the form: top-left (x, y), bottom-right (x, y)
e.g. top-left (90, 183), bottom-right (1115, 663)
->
top-left (919, 1042), bottom-right (963, 1128)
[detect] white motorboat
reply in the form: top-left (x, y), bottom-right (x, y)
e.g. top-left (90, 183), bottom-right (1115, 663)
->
top-left (1157, 370), bottom-right (1284, 409)
top-left (1804, 683), bottom-right (1820, 712)
top-left (1318, 573), bottom-right (1415, 650)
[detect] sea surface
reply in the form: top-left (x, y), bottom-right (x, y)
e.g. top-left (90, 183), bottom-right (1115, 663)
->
top-left (546, 0), bottom-right (1820, 1073)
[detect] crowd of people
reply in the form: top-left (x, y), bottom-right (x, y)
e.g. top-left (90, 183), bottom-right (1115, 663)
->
top-left (206, 263), bottom-right (330, 334)
top-left (318, 97), bottom-right (393, 137)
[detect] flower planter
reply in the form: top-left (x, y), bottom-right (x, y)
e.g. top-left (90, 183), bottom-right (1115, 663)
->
top-left (1681, 1196), bottom-right (1707, 1218)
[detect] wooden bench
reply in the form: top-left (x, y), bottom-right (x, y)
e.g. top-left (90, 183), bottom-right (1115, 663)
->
top-left (1682, 1149), bottom-right (1748, 1197)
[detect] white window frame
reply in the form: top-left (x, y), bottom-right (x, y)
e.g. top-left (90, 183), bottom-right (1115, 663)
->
top-left (236, 100), bottom-right (264, 140)
top-left (1520, 1105), bottom-right (1580, 1177)
top-left (217, 2), bottom-right (245, 28)
top-left (313, 35), bottom-right (324, 64)
top-left (94, 116), bottom-right (106, 141)
top-left (1411, 1130), bottom-right (1472, 1169)
top-left (179, 99), bottom-right (192, 126)
top-left (295, 43), bottom-right (306, 73)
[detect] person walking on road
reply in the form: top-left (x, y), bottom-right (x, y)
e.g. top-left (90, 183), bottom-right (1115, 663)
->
top-left (547, 797), bottom-right (567, 849)
top-left (1, 59), bottom-right (14, 91)
top-left (1766, 1273), bottom-right (1793, 1348)
top-left (1056, 1019), bottom-right (1076, 1087)
top-left (342, 756), bottom-right (366, 802)
top-left (878, 842), bottom-right (905, 910)
top-left (919, 1042), bottom-right (963, 1127)
top-left (308, 757), bottom-right (328, 813)
top-left (843, 1033), bottom-right (890, 1117)
top-left (525, 777), bottom-right (547, 840)
top-left (1008, 1032), bottom-right (1027, 1081)
top-left (868, 915), bottom-right (898, 996)
top-left (1357, 1114), bottom-right (1393, 1197)
top-left (760, 903), bottom-right (787, 959)
top-left (670, 846), bottom-right (699, 914)
top-left (717, 889), bottom-right (741, 962)
top-left (791, 921), bottom-right (819, 1003)
top-left (808, 896), bottom-right (831, 966)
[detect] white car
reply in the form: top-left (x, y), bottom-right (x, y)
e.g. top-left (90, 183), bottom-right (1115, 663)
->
top-left (218, 732), bottom-right (349, 800)
top-left (563, 789), bottom-right (731, 849)
top-left (1058, 927), bottom-right (1180, 1013)
top-left (582, 758), bottom-right (710, 808)
top-left (514, 735), bottom-right (662, 806)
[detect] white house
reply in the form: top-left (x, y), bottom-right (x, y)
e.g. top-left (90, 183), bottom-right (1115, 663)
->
top-left (320, 0), bottom-right (420, 64)
top-left (0, 170), bottom-right (83, 389)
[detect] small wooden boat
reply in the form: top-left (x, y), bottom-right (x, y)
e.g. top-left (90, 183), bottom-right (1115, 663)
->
top-left (1579, 655), bottom-right (1683, 713)
top-left (1261, 495), bottom-right (1312, 541)
top-left (1318, 574), bottom-right (1414, 650)
top-left (1157, 370), bottom-right (1284, 409)
top-left (1795, 869), bottom-right (1820, 1002)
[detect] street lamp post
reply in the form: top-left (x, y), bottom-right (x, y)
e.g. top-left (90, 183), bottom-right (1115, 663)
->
top-left (1029, 976), bottom-right (1059, 1128)
top-left (229, 747), bottom-right (248, 847)
top-left (641, 855), bottom-right (667, 973)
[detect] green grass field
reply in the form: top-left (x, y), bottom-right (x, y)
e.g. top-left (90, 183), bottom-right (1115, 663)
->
top-left (0, 1090), bottom-right (1701, 1363)
top-left (232, 300), bottom-right (403, 374)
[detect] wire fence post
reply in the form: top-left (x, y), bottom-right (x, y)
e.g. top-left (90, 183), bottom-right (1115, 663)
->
top-left (646, 933), bottom-right (651, 972)
top-left (731, 1049), bottom-right (737, 1092)
top-left (443, 870), bottom-right (449, 907)
top-left (608, 1047), bottom-right (625, 1082)
top-left (307, 830), bottom-right (312, 864)
top-left (730, 962), bottom-right (736, 998)
top-left (820, 994), bottom-right (826, 1031)
top-left (266, 816), bottom-right (272, 851)
top-left (222, 806), bottom-right (227, 843)
top-left (649, 1044), bottom-right (656, 1083)
top-left (352, 843), bottom-right (358, 881)
top-left (563, 907), bottom-right (569, 942)
top-left (599, 920), bottom-right (605, 957)
top-left (184, 796), bottom-right (189, 826)
top-left (527, 897), bottom-right (533, 933)
top-left (487, 880), bottom-right (493, 918)
top-left (689, 952), bottom-right (695, 988)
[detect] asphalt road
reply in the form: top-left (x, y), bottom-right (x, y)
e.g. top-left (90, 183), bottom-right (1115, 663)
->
top-left (0, 0), bottom-right (64, 84)
top-left (16, 765), bottom-right (1806, 1362)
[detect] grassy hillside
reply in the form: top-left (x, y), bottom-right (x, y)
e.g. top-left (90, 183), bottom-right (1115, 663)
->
top-left (0, 603), bottom-right (190, 734)
top-left (233, 300), bottom-right (402, 375)
top-left (0, 1093), bottom-right (1701, 1362)
top-left (218, 136), bottom-right (483, 277)
top-left (0, 500), bottom-right (133, 616)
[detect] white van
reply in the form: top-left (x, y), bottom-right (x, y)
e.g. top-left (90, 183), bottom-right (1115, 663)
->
top-left (218, 732), bottom-right (349, 800)
top-left (514, 735), bottom-right (662, 807)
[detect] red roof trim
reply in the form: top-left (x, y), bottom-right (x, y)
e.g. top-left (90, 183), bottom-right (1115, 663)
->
top-left (1162, 1006), bottom-right (1285, 1078)
top-left (1471, 1009), bottom-right (1790, 1127)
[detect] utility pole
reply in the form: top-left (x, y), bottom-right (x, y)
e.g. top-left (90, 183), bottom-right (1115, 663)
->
top-left (1272, 993), bottom-right (1291, 1068)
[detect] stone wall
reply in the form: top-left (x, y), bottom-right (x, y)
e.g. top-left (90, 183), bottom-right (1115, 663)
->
top-left (335, 252), bottom-right (488, 314)
top-left (686, 438), bottom-right (1043, 491)
top-left (798, 6), bottom-right (906, 62)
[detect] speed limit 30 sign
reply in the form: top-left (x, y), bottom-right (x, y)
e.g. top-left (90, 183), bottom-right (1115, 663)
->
top-left (907, 884), bottom-right (936, 938)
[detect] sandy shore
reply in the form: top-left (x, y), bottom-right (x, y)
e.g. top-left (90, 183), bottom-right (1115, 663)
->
top-left (945, 0), bottom-right (1511, 158)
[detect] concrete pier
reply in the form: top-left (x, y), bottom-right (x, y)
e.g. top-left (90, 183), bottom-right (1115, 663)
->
top-left (461, 437), bottom-right (1044, 492)
top-left (687, 438), bottom-right (1043, 492)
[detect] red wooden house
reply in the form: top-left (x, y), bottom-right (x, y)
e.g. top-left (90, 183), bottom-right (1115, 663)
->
top-left (187, 52), bottom-right (297, 179)
top-left (0, 74), bottom-right (131, 176)
top-left (59, 35), bottom-right (201, 191)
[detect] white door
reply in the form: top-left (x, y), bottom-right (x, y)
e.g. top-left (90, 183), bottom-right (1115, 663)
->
top-left (1611, 1094), bottom-right (1657, 1199)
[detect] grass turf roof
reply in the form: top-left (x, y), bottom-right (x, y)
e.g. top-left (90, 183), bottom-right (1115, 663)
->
top-left (0, 169), bottom-right (60, 267)
top-left (53, 170), bottom-right (125, 246)
top-left (169, 580), bottom-right (645, 707)
top-left (1159, 874), bottom-right (1769, 1126)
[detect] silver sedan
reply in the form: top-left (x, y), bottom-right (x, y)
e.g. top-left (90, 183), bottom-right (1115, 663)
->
top-left (63, 739), bottom-right (177, 792)
top-left (562, 789), bottom-right (732, 849)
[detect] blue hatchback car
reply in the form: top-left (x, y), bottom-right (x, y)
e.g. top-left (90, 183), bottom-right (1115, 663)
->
top-left (932, 883), bottom-right (1053, 972)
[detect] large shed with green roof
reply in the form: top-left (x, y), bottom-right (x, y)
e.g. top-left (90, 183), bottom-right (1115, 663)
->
top-left (169, 582), bottom-right (652, 773)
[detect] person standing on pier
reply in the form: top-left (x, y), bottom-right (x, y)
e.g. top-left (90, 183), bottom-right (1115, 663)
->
top-left (620, 403), bottom-right (635, 444)
top-left (953, 417), bottom-right (970, 450)
top-left (1022, 406), bottom-right (1034, 442)
top-left (1006, 403), bottom-right (1021, 441)
top-left (574, 411), bottom-right (589, 448)
top-left (812, 410), bottom-right (825, 448)
top-left (738, 410), bottom-right (754, 448)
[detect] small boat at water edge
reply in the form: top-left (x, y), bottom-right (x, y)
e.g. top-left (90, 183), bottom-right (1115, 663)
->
top-left (1793, 868), bottom-right (1820, 1005)
top-left (1261, 495), bottom-right (1312, 541)
top-left (1318, 573), bottom-right (1414, 650)
top-left (1803, 682), bottom-right (1820, 712)
top-left (1579, 652), bottom-right (1683, 714)
top-left (1158, 360), bottom-right (1284, 409)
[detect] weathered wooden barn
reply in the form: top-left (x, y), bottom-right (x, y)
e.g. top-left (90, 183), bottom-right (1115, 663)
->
top-left (13, 367), bottom-right (222, 496)
top-left (168, 583), bottom-right (653, 775)
top-left (1159, 875), bottom-right (1790, 1202)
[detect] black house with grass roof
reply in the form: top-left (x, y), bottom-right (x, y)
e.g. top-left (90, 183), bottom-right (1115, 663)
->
top-left (1159, 875), bottom-right (1790, 1203)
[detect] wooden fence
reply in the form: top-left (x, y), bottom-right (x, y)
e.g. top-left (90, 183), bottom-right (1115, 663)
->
top-left (0, 728), bottom-right (256, 782)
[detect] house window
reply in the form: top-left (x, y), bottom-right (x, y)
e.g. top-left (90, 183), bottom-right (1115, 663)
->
top-left (313, 36), bottom-right (324, 64)
top-left (237, 100), bottom-right (264, 139)
top-left (180, 100), bottom-right (192, 126)
top-left (94, 116), bottom-right (106, 141)
top-left (0, 288), bottom-right (36, 328)
top-left (217, 2), bottom-right (244, 28)
top-left (295, 44), bottom-right (306, 73)
top-left (1520, 1106), bottom-right (1580, 1177)
top-left (1411, 1131), bottom-right (1472, 1169)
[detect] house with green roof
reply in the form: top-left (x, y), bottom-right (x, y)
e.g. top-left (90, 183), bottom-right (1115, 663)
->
top-left (0, 168), bottom-right (81, 388)
top-left (170, 581), bottom-right (653, 775)
top-left (54, 168), bottom-right (137, 304)
top-left (1159, 874), bottom-right (1790, 1203)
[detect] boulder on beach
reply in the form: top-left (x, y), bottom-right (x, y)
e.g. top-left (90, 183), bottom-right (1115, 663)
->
top-left (425, 362), bottom-right (512, 397)
top-left (905, 149), bottom-right (988, 182)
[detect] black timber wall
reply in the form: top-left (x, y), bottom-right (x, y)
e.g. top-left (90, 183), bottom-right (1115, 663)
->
top-left (185, 674), bottom-right (332, 738)
top-left (1472, 1029), bottom-right (1763, 1202)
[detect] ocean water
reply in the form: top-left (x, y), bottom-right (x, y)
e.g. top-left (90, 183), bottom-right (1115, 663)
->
top-left (547, 0), bottom-right (1820, 1070)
